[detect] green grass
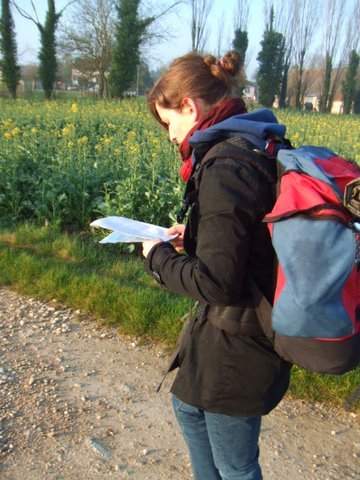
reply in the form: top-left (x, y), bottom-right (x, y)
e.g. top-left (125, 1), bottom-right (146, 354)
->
top-left (289, 366), bottom-right (360, 410)
top-left (0, 223), bottom-right (359, 411)
top-left (0, 223), bottom-right (190, 342)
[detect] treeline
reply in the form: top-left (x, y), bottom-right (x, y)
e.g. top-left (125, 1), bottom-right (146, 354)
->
top-left (0, 0), bottom-right (156, 99)
top-left (0, 0), bottom-right (359, 113)
top-left (253, 0), bottom-right (360, 113)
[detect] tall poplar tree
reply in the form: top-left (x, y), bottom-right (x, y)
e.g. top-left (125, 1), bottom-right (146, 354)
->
top-left (109, 0), bottom-right (154, 98)
top-left (37, 0), bottom-right (61, 99)
top-left (256, 7), bottom-right (285, 107)
top-left (0, 0), bottom-right (20, 99)
top-left (232, 29), bottom-right (248, 67)
top-left (342, 50), bottom-right (360, 114)
top-left (319, 0), bottom-right (346, 113)
top-left (232, 0), bottom-right (249, 67)
top-left (14, 0), bottom-right (70, 99)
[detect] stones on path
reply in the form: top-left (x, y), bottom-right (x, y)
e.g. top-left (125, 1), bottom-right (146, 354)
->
top-left (0, 287), bottom-right (190, 479)
top-left (87, 437), bottom-right (112, 458)
top-left (1, 286), bottom-right (359, 480)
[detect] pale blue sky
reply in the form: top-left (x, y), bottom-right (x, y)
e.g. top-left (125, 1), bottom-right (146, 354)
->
top-left (11, 0), bottom-right (266, 78)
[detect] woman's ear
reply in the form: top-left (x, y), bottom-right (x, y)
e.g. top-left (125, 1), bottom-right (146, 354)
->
top-left (181, 97), bottom-right (204, 121)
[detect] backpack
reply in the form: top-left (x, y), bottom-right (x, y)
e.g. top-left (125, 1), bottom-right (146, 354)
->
top-left (199, 139), bottom-right (360, 375)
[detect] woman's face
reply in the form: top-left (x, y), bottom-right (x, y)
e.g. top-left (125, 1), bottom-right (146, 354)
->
top-left (155, 99), bottom-right (201, 144)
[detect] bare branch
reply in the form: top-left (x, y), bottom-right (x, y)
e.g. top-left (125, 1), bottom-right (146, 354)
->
top-left (189, 0), bottom-right (213, 52)
top-left (233, 0), bottom-right (249, 31)
top-left (11, 1), bottom-right (40, 27)
top-left (216, 10), bottom-right (227, 58)
top-left (323, 0), bottom-right (347, 60)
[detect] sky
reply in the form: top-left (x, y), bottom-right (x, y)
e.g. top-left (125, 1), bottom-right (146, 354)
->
top-left (10, 0), bottom-right (278, 80)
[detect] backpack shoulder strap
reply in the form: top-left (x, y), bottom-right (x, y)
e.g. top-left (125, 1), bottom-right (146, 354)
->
top-left (177, 137), bottom-right (278, 223)
top-left (199, 137), bottom-right (277, 186)
top-left (200, 138), bottom-right (279, 343)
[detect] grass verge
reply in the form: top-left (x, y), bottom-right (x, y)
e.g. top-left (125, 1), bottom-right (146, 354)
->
top-left (0, 223), bottom-right (359, 411)
top-left (0, 223), bottom-right (190, 343)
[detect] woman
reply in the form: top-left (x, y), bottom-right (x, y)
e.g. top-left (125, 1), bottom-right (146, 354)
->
top-left (142, 51), bottom-right (291, 480)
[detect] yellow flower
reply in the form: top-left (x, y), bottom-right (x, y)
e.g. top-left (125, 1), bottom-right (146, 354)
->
top-left (4, 132), bottom-right (12, 140)
top-left (61, 124), bottom-right (75, 137)
top-left (31, 128), bottom-right (38, 134)
top-left (71, 103), bottom-right (78, 113)
top-left (4, 118), bottom-right (14, 127)
top-left (77, 136), bottom-right (89, 145)
top-left (12, 127), bottom-right (20, 136)
top-left (129, 144), bottom-right (139, 154)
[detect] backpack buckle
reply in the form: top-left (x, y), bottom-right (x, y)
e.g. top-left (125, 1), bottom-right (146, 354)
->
top-left (344, 178), bottom-right (360, 217)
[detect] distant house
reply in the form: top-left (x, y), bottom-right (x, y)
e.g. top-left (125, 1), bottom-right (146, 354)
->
top-left (244, 80), bottom-right (257, 102)
top-left (243, 80), bottom-right (257, 105)
top-left (303, 90), bottom-right (344, 114)
top-left (294, 67), bottom-right (346, 114)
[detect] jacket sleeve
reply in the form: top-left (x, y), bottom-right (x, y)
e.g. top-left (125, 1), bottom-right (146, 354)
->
top-left (145, 157), bottom-right (271, 305)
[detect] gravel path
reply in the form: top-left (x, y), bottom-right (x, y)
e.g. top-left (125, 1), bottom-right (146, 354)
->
top-left (0, 286), bottom-right (359, 479)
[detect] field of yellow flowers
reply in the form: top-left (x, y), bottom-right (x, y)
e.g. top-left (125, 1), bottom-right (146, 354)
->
top-left (0, 98), bottom-right (359, 230)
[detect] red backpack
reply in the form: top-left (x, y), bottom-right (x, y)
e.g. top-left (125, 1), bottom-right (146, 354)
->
top-left (201, 141), bottom-right (360, 374)
top-left (253, 146), bottom-right (360, 374)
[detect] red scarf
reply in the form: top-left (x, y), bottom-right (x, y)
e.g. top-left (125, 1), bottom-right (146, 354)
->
top-left (179, 98), bottom-right (247, 181)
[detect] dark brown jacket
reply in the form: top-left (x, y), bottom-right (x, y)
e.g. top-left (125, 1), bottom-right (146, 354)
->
top-left (145, 140), bottom-right (291, 416)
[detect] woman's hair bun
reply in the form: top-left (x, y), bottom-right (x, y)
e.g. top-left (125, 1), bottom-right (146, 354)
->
top-left (221, 51), bottom-right (242, 77)
top-left (203, 50), bottom-right (242, 80)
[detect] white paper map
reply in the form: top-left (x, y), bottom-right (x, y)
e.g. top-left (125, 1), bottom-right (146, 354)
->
top-left (90, 216), bottom-right (177, 244)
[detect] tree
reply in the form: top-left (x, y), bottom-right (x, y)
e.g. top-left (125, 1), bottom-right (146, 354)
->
top-left (291, 0), bottom-right (318, 109)
top-left (232, 30), bottom-right (248, 68)
top-left (189, 0), bottom-right (212, 53)
top-left (215, 11), bottom-right (226, 58)
top-left (59, 0), bottom-right (116, 97)
top-left (38, 1), bottom-right (62, 99)
top-left (256, 6), bottom-right (285, 107)
top-left (342, 50), bottom-right (360, 113)
top-left (0, 0), bottom-right (20, 99)
top-left (232, 0), bottom-right (249, 66)
top-left (109, 0), bottom-right (155, 97)
top-left (319, 0), bottom-right (346, 113)
top-left (14, 0), bottom-right (73, 100)
top-left (129, 60), bottom-right (153, 95)
top-left (341, 0), bottom-right (360, 114)
top-left (231, 0), bottom-right (251, 93)
top-left (353, 87), bottom-right (360, 114)
top-left (271, 0), bottom-right (297, 108)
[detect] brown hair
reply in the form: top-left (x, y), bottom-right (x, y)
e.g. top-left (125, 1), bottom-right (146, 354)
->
top-left (148, 51), bottom-right (243, 128)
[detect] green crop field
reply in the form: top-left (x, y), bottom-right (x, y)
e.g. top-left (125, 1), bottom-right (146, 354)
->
top-left (0, 98), bottom-right (359, 229)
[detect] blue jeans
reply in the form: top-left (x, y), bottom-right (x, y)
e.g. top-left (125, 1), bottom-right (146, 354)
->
top-left (172, 394), bottom-right (262, 480)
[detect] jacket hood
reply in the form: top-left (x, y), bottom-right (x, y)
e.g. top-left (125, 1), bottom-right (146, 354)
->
top-left (189, 109), bottom-right (287, 154)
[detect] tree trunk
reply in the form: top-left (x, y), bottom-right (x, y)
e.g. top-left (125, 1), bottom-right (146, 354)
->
top-left (320, 55), bottom-right (332, 113)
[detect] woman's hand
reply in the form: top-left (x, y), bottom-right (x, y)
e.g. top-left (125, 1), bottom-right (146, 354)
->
top-left (142, 239), bottom-right (162, 258)
top-left (167, 224), bottom-right (185, 253)
top-left (142, 225), bottom-right (185, 258)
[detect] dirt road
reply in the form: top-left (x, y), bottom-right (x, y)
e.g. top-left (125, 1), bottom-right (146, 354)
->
top-left (0, 286), bottom-right (359, 479)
